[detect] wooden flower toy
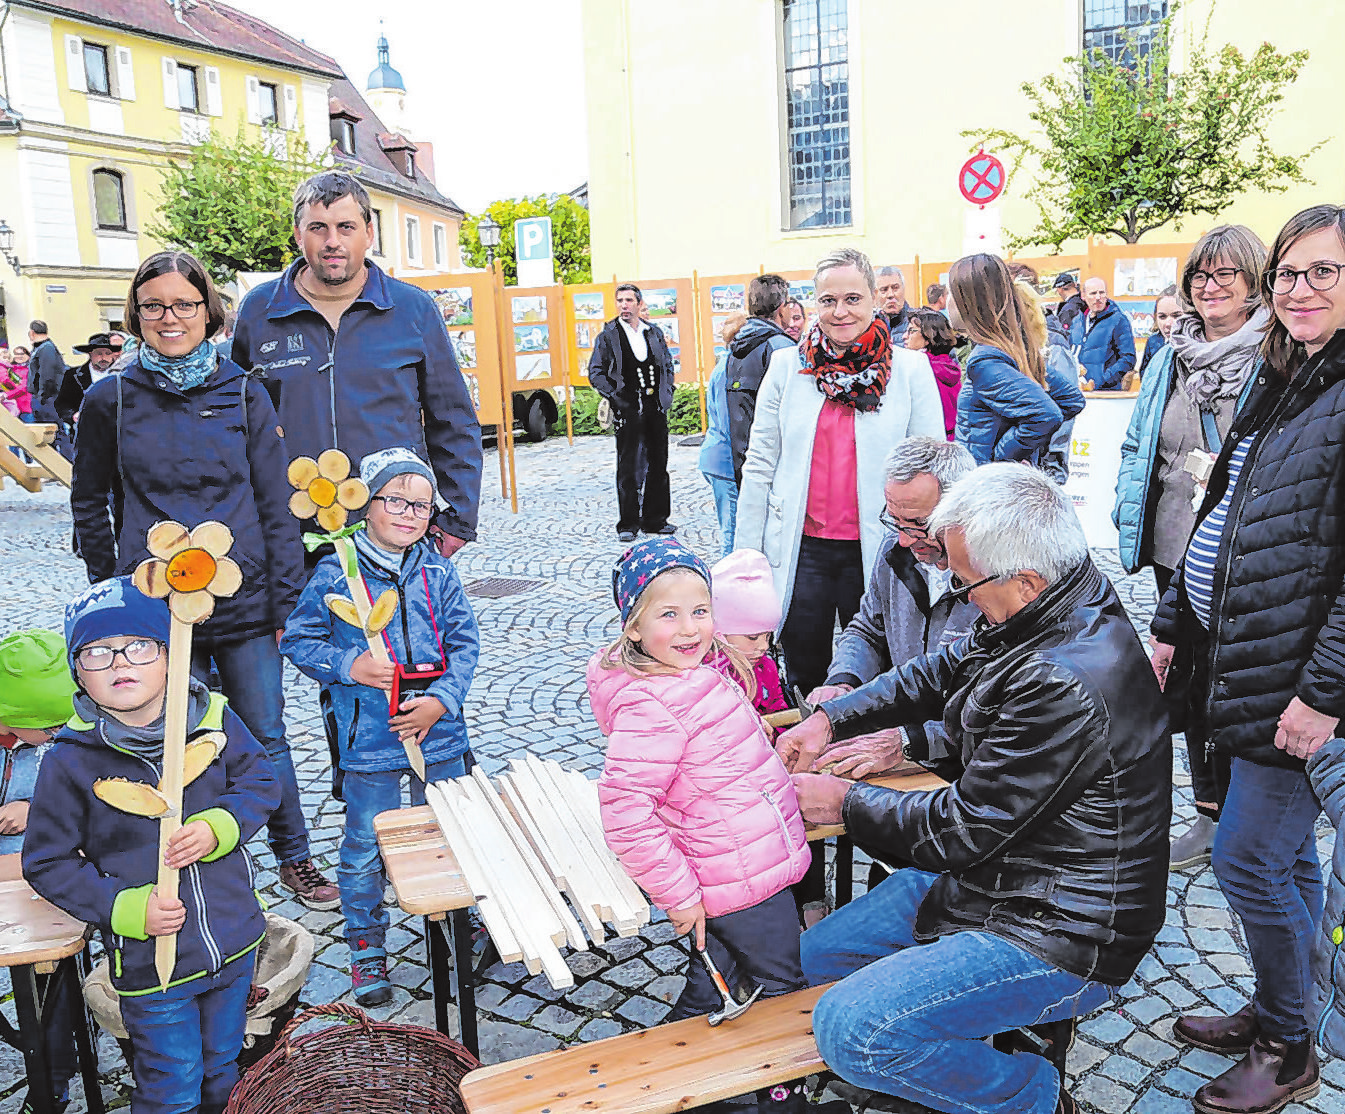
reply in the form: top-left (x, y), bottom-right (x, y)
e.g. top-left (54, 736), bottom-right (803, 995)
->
top-left (287, 450), bottom-right (369, 533)
top-left (129, 519), bottom-right (240, 989)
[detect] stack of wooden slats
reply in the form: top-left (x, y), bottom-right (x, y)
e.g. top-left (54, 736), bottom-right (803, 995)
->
top-left (425, 756), bottom-right (650, 989)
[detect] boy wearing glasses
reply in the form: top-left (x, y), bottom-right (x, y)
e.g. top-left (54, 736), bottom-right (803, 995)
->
top-left (281, 448), bottom-right (480, 1006)
top-left (23, 578), bottom-right (280, 1114)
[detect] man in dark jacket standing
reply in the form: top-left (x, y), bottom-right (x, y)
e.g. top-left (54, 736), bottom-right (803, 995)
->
top-left (727, 273), bottom-right (795, 485)
top-left (26, 320), bottom-right (70, 458)
top-left (55, 332), bottom-right (117, 431)
top-left (1078, 277), bottom-right (1136, 391)
top-left (877, 266), bottom-right (915, 337)
top-left (587, 283), bottom-right (677, 541)
top-left (232, 172), bottom-right (482, 556)
top-left (1053, 272), bottom-right (1087, 340)
top-left (779, 464), bottom-right (1170, 1114)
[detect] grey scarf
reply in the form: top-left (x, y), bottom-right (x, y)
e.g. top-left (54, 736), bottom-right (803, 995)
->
top-left (76, 676), bottom-right (211, 762)
top-left (1166, 306), bottom-right (1269, 408)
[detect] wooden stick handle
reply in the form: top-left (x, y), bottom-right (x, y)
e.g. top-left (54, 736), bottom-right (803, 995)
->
top-left (155, 616), bottom-right (193, 990)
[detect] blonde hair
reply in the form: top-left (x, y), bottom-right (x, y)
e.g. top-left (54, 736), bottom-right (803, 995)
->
top-left (721, 310), bottom-right (748, 347)
top-left (599, 568), bottom-right (757, 697)
top-left (1015, 280), bottom-right (1050, 355)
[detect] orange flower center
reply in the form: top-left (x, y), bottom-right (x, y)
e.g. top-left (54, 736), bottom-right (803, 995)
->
top-left (166, 548), bottom-right (217, 593)
top-left (308, 478), bottom-right (337, 507)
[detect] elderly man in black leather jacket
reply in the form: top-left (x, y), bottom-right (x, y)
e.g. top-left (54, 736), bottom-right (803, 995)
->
top-left (778, 463), bottom-right (1171, 1114)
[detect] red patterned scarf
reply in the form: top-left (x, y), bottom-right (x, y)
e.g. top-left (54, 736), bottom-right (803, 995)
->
top-left (800, 315), bottom-right (893, 411)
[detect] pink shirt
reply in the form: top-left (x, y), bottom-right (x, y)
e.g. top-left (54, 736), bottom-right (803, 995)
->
top-left (803, 399), bottom-right (859, 540)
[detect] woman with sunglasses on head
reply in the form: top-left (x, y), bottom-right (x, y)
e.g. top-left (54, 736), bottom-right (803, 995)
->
top-left (1148, 206), bottom-right (1345, 1114)
top-left (1113, 226), bottom-right (1268, 873)
top-left (69, 251), bottom-right (338, 911)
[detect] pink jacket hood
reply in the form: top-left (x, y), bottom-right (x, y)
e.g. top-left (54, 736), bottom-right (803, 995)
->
top-left (588, 650), bottom-right (809, 918)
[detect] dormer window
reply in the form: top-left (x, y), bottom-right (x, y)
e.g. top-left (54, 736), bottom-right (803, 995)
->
top-left (404, 152), bottom-right (415, 177)
top-left (337, 118), bottom-right (356, 154)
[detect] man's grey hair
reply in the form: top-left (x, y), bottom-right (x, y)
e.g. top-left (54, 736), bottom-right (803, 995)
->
top-left (928, 463), bottom-right (1088, 584)
top-left (877, 266), bottom-right (905, 279)
top-left (815, 247), bottom-right (876, 294)
top-left (292, 171), bottom-right (373, 228)
top-left (883, 437), bottom-right (976, 495)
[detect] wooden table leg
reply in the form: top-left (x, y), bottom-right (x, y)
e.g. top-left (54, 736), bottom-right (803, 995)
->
top-left (11, 963), bottom-right (56, 1114)
top-left (427, 914), bottom-right (452, 1037)
top-left (835, 835), bottom-right (854, 908)
top-left (449, 907), bottom-right (479, 1059)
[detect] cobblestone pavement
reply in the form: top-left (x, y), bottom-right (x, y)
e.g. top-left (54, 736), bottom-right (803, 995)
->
top-left (1, 435), bottom-right (1339, 1113)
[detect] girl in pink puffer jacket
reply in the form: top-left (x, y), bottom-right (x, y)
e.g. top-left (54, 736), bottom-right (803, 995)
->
top-left (590, 538), bottom-right (817, 1111)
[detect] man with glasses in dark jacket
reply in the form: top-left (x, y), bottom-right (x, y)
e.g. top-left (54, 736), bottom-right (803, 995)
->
top-left (232, 172), bottom-right (482, 557)
top-left (778, 463), bottom-right (1170, 1114)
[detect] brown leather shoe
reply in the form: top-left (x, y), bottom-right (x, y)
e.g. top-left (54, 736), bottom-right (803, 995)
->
top-left (1174, 1003), bottom-right (1260, 1054)
top-left (1192, 1035), bottom-right (1319, 1114)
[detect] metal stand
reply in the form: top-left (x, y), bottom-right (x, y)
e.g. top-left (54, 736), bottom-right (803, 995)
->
top-left (424, 910), bottom-right (480, 1059)
top-left (834, 835), bottom-right (854, 908)
top-left (2, 956), bottom-right (106, 1114)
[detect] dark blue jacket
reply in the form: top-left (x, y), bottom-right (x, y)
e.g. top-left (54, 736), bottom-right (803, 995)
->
top-left (1078, 301), bottom-right (1136, 390)
top-left (956, 344), bottom-right (1084, 465)
top-left (280, 533), bottom-right (479, 772)
top-left (23, 694), bottom-right (279, 996)
top-left (70, 359), bottom-right (306, 648)
top-left (231, 259), bottom-right (483, 542)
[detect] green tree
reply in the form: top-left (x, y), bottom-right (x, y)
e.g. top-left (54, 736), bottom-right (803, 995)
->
top-left (150, 128), bottom-right (329, 285)
top-left (967, 8), bottom-right (1321, 250)
top-left (459, 195), bottom-right (591, 285)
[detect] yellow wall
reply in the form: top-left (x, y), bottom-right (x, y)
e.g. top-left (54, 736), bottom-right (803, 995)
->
top-left (582, 0), bottom-right (1341, 278)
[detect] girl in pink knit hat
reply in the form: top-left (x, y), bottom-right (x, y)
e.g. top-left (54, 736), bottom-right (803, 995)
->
top-left (709, 550), bottom-right (789, 715)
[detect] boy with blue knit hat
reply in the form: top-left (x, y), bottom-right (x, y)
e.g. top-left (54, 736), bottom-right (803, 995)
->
top-left (282, 446), bottom-right (480, 1006)
top-left (0, 628), bottom-right (79, 1114)
top-left (22, 577), bottom-right (280, 1114)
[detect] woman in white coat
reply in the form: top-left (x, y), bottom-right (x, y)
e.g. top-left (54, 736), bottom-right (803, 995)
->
top-left (736, 247), bottom-right (945, 697)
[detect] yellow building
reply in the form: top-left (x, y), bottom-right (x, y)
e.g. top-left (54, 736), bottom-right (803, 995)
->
top-left (0, 2), bottom-right (463, 347)
top-left (581, 0), bottom-right (1343, 278)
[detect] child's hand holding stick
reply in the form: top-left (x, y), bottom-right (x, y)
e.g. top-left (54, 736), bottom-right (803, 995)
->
top-left (389, 696), bottom-right (445, 749)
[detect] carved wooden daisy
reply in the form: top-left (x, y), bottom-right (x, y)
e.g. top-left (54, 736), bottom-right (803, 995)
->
top-left (132, 521), bottom-right (243, 624)
top-left (287, 449), bottom-right (370, 532)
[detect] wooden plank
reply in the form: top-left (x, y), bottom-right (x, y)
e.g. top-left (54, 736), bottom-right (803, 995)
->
top-left (764, 708), bottom-right (802, 730)
top-left (155, 615), bottom-right (194, 990)
top-left (508, 760), bottom-right (612, 942)
top-left (497, 773), bottom-right (567, 887)
top-left (526, 757), bottom-right (622, 923)
top-left (561, 768), bottom-right (649, 920)
top-left (372, 806), bottom-right (472, 914)
top-left (459, 983), bottom-right (829, 1114)
top-left (425, 781), bottom-right (522, 962)
top-left (0, 408), bottom-right (70, 486)
top-left (471, 768), bottom-right (587, 952)
top-left (0, 448), bottom-right (42, 493)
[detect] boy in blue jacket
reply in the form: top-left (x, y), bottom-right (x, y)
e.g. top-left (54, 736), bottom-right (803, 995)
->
top-left (23, 578), bottom-right (280, 1114)
top-left (281, 447), bottom-right (480, 1006)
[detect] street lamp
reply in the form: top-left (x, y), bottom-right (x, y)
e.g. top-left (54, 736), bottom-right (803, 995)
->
top-left (0, 220), bottom-right (18, 270)
top-left (477, 215), bottom-right (501, 267)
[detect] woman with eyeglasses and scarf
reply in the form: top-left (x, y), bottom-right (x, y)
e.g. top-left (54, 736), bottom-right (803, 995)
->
top-left (69, 251), bottom-right (337, 912)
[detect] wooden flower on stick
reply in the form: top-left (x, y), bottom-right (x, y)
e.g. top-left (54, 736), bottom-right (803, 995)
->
top-left (129, 520), bottom-right (241, 990)
top-left (289, 450), bottom-right (425, 780)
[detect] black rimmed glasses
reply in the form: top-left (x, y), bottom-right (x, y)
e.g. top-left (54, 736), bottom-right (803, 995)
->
top-left (75, 639), bottom-right (164, 671)
top-left (878, 507), bottom-right (931, 540)
top-left (1267, 263), bottom-right (1345, 296)
top-left (137, 299), bottom-right (205, 321)
top-left (946, 571), bottom-right (998, 601)
top-left (372, 494), bottom-right (434, 519)
top-left (1189, 267), bottom-right (1242, 290)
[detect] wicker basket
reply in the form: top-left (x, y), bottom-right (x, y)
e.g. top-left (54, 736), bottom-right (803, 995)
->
top-left (225, 1003), bottom-right (479, 1114)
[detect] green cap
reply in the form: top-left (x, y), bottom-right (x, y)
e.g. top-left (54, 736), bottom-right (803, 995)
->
top-left (0, 629), bottom-right (77, 730)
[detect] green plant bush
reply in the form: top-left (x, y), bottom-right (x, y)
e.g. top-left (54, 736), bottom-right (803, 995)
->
top-left (549, 385), bottom-right (705, 437)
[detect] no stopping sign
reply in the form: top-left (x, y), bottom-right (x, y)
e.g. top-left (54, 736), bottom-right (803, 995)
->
top-left (959, 153), bottom-right (1006, 205)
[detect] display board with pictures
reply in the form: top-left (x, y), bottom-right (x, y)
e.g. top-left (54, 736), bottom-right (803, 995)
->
top-left (508, 286), bottom-right (566, 390)
top-left (637, 278), bottom-right (697, 386)
top-left (410, 275), bottom-right (505, 426)
top-left (696, 274), bottom-right (754, 370)
top-left (564, 284), bottom-right (614, 388)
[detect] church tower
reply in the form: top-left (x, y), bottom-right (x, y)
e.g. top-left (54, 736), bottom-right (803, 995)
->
top-left (366, 27), bottom-right (411, 137)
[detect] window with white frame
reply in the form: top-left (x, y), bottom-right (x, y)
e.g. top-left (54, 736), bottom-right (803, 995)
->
top-left (371, 209), bottom-right (385, 256)
top-left (1083, 0), bottom-right (1168, 65)
top-left (177, 63), bottom-right (200, 112)
top-left (433, 224), bottom-right (448, 267)
top-left (258, 81), bottom-right (279, 126)
top-left (406, 216), bottom-right (422, 264)
top-left (781, 0), bottom-right (851, 230)
top-left (84, 43), bottom-right (111, 96)
top-left (93, 169), bottom-right (128, 230)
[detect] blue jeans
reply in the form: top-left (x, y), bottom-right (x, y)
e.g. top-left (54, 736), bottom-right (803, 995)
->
top-left (340, 757), bottom-right (467, 951)
top-left (119, 955), bottom-right (253, 1114)
top-left (802, 869), bottom-right (1113, 1114)
top-left (192, 634), bottom-right (310, 866)
top-left (703, 472), bottom-right (738, 558)
top-left (1212, 757), bottom-right (1325, 1041)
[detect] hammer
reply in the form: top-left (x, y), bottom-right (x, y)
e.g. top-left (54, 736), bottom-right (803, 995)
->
top-left (699, 946), bottom-right (762, 1026)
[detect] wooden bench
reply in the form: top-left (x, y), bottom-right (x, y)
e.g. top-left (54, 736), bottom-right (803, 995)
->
top-left (459, 983), bottom-right (830, 1114)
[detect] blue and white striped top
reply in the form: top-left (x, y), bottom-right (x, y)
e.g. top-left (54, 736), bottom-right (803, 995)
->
top-left (1184, 434), bottom-right (1259, 629)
